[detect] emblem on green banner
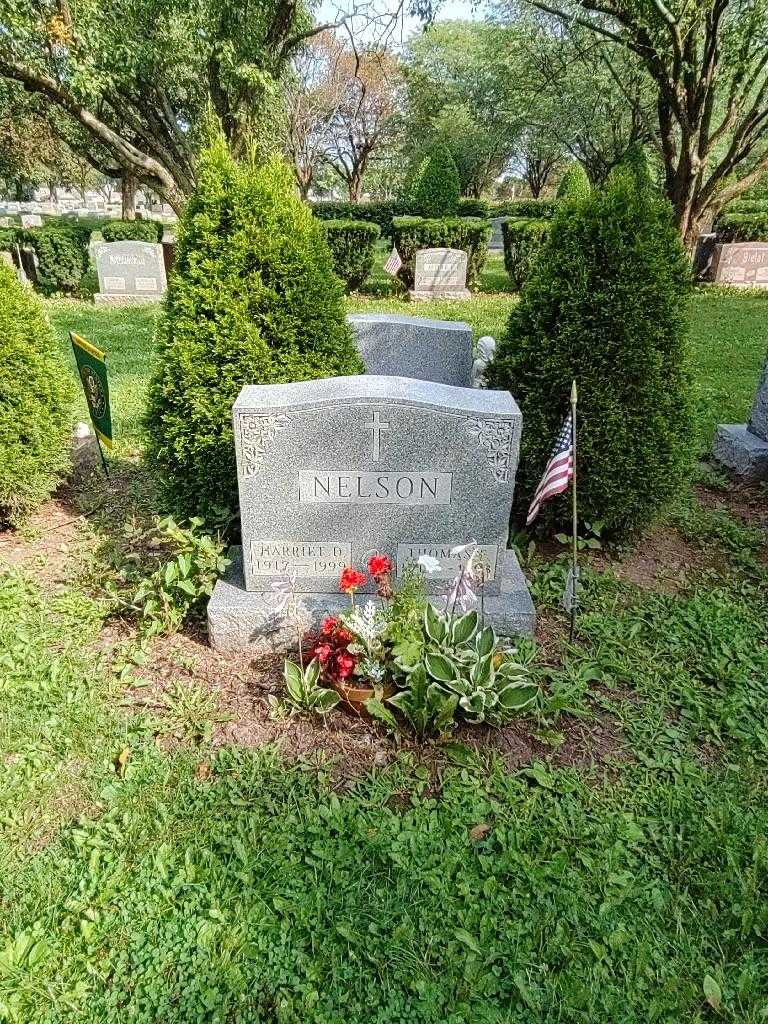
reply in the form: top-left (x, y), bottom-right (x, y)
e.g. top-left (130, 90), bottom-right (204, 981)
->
top-left (70, 331), bottom-right (113, 449)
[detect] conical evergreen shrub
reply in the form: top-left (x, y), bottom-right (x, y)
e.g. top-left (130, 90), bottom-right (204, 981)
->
top-left (556, 163), bottom-right (591, 201)
top-left (487, 170), bottom-right (694, 538)
top-left (0, 263), bottom-right (74, 525)
top-left (410, 145), bottom-right (461, 218)
top-left (145, 136), bottom-right (363, 522)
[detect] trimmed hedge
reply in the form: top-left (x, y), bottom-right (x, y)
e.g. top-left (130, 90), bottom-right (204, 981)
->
top-left (22, 223), bottom-right (92, 295)
top-left (501, 218), bottom-right (551, 290)
top-left (556, 163), bottom-right (591, 200)
top-left (456, 197), bottom-right (490, 218)
top-left (491, 199), bottom-right (558, 219)
top-left (102, 219), bottom-right (163, 243)
top-left (487, 170), bottom-right (694, 538)
top-left (391, 216), bottom-right (491, 289)
top-left (321, 219), bottom-right (380, 291)
top-left (715, 210), bottom-right (768, 241)
top-left (145, 137), bottom-right (363, 523)
top-left (410, 145), bottom-right (461, 218)
top-left (310, 201), bottom-right (411, 238)
top-left (0, 262), bottom-right (74, 525)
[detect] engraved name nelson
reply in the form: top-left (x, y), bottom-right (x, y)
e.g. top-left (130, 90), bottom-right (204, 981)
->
top-left (298, 470), bottom-right (451, 505)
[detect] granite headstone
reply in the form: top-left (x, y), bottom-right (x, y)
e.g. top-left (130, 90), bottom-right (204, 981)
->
top-left (710, 242), bottom-right (768, 287)
top-left (208, 374), bottom-right (535, 650)
top-left (347, 313), bottom-right (473, 387)
top-left (20, 214), bottom-right (43, 229)
top-left (410, 247), bottom-right (470, 301)
top-left (93, 241), bottom-right (167, 305)
top-left (713, 355), bottom-right (768, 479)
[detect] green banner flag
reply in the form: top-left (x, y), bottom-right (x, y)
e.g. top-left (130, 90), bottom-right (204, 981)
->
top-left (70, 331), bottom-right (113, 450)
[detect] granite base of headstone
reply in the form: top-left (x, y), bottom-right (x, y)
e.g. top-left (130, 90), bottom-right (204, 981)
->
top-left (713, 357), bottom-right (768, 480)
top-left (409, 247), bottom-right (471, 301)
top-left (347, 313), bottom-right (473, 387)
top-left (93, 241), bottom-right (167, 305)
top-left (208, 374), bottom-right (536, 652)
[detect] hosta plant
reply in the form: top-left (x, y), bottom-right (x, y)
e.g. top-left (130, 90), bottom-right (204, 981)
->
top-left (283, 658), bottom-right (340, 715)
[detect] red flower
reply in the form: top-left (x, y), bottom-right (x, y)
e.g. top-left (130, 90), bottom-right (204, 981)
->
top-left (336, 653), bottom-right (356, 679)
top-left (314, 643), bottom-right (332, 664)
top-left (367, 554), bottom-right (392, 578)
top-left (339, 566), bottom-right (367, 594)
top-left (320, 616), bottom-right (338, 634)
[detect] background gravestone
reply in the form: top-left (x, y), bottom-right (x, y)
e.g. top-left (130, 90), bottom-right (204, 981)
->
top-left (410, 247), bottom-right (470, 301)
top-left (20, 213), bottom-right (43, 229)
top-left (489, 217), bottom-right (504, 251)
top-left (347, 313), bottom-right (473, 387)
top-left (93, 241), bottom-right (167, 305)
top-left (710, 242), bottom-right (768, 287)
top-left (208, 374), bottom-right (535, 650)
top-left (713, 355), bottom-right (768, 479)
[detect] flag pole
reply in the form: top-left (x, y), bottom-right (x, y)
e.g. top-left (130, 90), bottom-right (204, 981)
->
top-left (569, 379), bottom-right (579, 643)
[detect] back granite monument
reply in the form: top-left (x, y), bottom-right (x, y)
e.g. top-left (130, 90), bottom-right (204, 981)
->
top-left (347, 313), bottom-right (474, 386)
top-left (93, 241), bottom-right (167, 305)
top-left (410, 248), bottom-right (470, 301)
top-left (208, 375), bottom-right (535, 650)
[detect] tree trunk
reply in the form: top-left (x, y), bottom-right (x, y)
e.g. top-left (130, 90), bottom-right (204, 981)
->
top-left (348, 173), bottom-right (363, 201)
top-left (122, 171), bottom-right (137, 220)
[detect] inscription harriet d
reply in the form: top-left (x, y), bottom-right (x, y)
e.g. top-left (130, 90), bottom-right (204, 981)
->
top-left (249, 540), bottom-right (351, 577)
top-left (298, 471), bottom-right (451, 505)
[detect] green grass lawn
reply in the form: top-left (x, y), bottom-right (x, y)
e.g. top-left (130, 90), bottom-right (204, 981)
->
top-left (2, 264), bottom-right (767, 1022)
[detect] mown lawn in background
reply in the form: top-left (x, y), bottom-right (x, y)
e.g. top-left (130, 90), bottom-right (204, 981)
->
top-left (46, 252), bottom-right (768, 456)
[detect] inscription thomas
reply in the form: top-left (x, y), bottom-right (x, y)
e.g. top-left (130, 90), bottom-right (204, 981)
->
top-left (397, 543), bottom-right (499, 581)
top-left (249, 540), bottom-right (351, 577)
top-left (298, 471), bottom-right (451, 505)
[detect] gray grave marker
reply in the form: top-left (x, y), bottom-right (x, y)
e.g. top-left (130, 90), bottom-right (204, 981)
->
top-left (714, 355), bottom-right (768, 479)
top-left (208, 375), bottom-right (535, 650)
top-left (410, 247), bottom-right (470, 301)
top-left (93, 241), bottom-right (167, 305)
top-left (347, 313), bottom-right (473, 387)
top-left (710, 242), bottom-right (768, 287)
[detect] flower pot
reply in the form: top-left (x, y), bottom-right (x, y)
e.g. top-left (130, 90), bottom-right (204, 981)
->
top-left (332, 679), bottom-right (396, 718)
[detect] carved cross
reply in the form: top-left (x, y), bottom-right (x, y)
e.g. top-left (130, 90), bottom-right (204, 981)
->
top-left (365, 409), bottom-right (390, 462)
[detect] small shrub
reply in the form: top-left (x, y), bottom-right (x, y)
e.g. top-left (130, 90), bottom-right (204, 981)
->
top-left (0, 262), bottom-right (74, 525)
top-left (22, 223), bottom-right (92, 294)
top-left (391, 216), bottom-right (491, 289)
top-left (501, 218), bottom-right (551, 290)
top-left (457, 197), bottom-right (491, 218)
top-left (556, 163), bottom-right (592, 201)
top-left (126, 516), bottom-right (230, 637)
top-left (145, 135), bottom-right (363, 523)
top-left (487, 170), bottom-right (695, 538)
top-left (102, 219), bottom-right (163, 243)
top-left (321, 219), bottom-right (381, 291)
top-left (409, 145), bottom-right (461, 218)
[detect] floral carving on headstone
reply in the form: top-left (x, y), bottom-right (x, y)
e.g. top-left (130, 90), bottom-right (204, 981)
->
top-left (237, 413), bottom-right (289, 476)
top-left (465, 417), bottom-right (516, 483)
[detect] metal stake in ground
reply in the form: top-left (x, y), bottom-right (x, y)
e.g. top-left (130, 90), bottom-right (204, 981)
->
top-left (568, 380), bottom-right (579, 643)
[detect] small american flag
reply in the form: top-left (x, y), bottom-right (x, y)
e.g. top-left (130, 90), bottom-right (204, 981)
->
top-left (383, 246), bottom-right (402, 277)
top-left (526, 411), bottom-right (574, 525)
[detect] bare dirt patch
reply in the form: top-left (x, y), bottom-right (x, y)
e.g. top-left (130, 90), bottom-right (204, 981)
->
top-left (117, 622), bottom-right (628, 784)
top-left (695, 480), bottom-right (768, 532)
top-left (0, 493), bottom-right (90, 586)
top-left (597, 526), bottom-right (715, 592)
